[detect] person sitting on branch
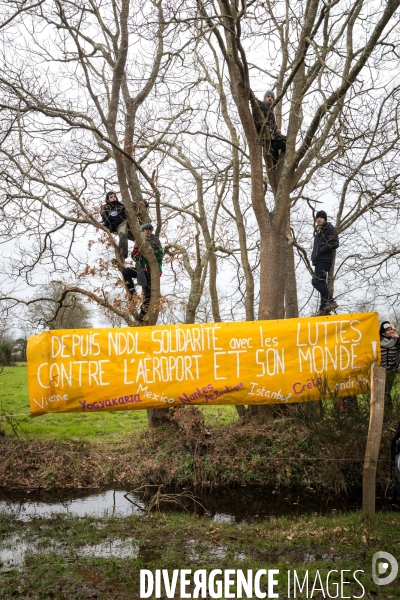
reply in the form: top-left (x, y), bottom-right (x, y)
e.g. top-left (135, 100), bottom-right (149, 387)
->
top-left (100, 191), bottom-right (134, 260)
top-left (311, 210), bottom-right (339, 316)
top-left (123, 223), bottom-right (164, 322)
top-left (252, 90), bottom-right (286, 165)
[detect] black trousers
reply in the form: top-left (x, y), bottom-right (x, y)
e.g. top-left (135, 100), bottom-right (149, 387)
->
top-left (122, 267), bottom-right (137, 294)
top-left (122, 267), bottom-right (151, 317)
top-left (271, 137), bottom-right (286, 164)
top-left (254, 124), bottom-right (286, 164)
top-left (312, 262), bottom-right (332, 309)
top-left (140, 271), bottom-right (151, 317)
top-left (385, 368), bottom-right (398, 405)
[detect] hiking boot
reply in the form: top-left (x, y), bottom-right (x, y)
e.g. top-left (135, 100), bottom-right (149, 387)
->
top-left (325, 300), bottom-right (338, 312)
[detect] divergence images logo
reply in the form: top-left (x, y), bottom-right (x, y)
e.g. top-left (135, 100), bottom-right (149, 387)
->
top-left (372, 552), bottom-right (398, 586)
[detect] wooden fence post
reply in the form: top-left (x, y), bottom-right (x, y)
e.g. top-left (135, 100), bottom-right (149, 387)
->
top-left (362, 363), bottom-right (386, 518)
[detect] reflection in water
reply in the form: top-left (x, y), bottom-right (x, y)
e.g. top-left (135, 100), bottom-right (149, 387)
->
top-left (0, 486), bottom-right (372, 523)
top-left (0, 489), bottom-right (146, 520)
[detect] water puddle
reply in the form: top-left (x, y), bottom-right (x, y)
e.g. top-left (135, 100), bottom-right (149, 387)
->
top-left (0, 489), bottom-right (146, 520)
top-left (0, 535), bottom-right (29, 571)
top-left (0, 534), bottom-right (139, 572)
top-left (186, 543), bottom-right (228, 562)
top-left (77, 537), bottom-right (139, 559)
top-left (212, 512), bottom-right (235, 524)
top-left (0, 486), bottom-right (378, 523)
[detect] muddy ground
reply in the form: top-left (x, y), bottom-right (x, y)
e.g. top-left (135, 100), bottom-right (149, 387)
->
top-left (1, 508), bottom-right (399, 599)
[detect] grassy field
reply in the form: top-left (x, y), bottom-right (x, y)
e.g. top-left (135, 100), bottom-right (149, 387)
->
top-left (0, 364), bottom-right (238, 441)
top-left (0, 508), bottom-right (399, 599)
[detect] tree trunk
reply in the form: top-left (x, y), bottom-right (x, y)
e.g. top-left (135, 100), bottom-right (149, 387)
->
top-left (208, 252), bottom-right (221, 322)
top-left (147, 408), bottom-right (170, 427)
top-left (248, 404), bottom-right (273, 422)
top-left (285, 219), bottom-right (299, 318)
top-left (328, 253), bottom-right (336, 302)
top-left (258, 223), bottom-right (287, 320)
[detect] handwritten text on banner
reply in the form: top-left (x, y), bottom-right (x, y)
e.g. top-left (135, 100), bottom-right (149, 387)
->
top-left (27, 313), bottom-right (379, 417)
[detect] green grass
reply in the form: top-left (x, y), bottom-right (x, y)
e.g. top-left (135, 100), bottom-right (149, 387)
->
top-left (1, 509), bottom-right (399, 598)
top-left (0, 364), bottom-right (237, 442)
top-left (0, 364), bottom-right (148, 441)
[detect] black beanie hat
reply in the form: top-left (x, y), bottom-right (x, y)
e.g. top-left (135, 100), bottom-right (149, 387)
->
top-left (264, 90), bottom-right (275, 100)
top-left (315, 210), bottom-right (327, 221)
top-left (141, 223), bottom-right (153, 231)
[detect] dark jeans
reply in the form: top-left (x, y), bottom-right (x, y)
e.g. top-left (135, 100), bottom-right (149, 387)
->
top-left (254, 125), bottom-right (286, 165)
top-left (312, 262), bottom-right (332, 309)
top-left (271, 137), bottom-right (286, 164)
top-left (122, 267), bottom-right (137, 294)
top-left (140, 271), bottom-right (151, 318)
top-left (385, 369), bottom-right (398, 406)
top-left (122, 267), bottom-right (151, 318)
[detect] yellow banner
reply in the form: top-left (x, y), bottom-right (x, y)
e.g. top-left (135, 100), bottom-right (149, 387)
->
top-left (27, 313), bottom-right (380, 417)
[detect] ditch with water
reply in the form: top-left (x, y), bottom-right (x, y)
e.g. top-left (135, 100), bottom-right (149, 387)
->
top-left (0, 485), bottom-right (388, 568)
top-left (0, 485), bottom-right (381, 522)
top-left (0, 486), bottom-right (397, 599)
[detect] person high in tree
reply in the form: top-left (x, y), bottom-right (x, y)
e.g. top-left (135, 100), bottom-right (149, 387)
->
top-left (252, 90), bottom-right (286, 165)
top-left (100, 191), bottom-right (134, 260)
top-left (122, 223), bottom-right (164, 322)
top-left (311, 210), bottom-right (339, 316)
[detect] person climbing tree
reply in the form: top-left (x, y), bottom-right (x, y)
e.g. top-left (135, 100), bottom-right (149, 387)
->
top-left (100, 191), bottom-right (134, 260)
top-left (111, 258), bottom-right (137, 298)
top-left (121, 264), bottom-right (138, 298)
top-left (311, 210), bottom-right (339, 316)
top-left (380, 321), bottom-right (400, 404)
top-left (252, 90), bottom-right (286, 165)
top-left (130, 223), bottom-right (164, 322)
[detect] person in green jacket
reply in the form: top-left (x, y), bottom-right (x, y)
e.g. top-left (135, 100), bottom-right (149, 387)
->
top-left (122, 223), bottom-right (163, 321)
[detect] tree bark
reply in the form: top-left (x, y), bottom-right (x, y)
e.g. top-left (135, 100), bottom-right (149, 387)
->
top-left (258, 222), bottom-right (287, 320)
top-left (285, 220), bottom-right (299, 318)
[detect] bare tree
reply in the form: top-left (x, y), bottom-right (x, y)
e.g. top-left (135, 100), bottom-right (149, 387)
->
top-left (196, 0), bottom-right (400, 319)
top-left (27, 282), bottom-right (92, 330)
top-left (0, 0), bottom-right (400, 350)
top-left (0, 0), bottom-right (174, 325)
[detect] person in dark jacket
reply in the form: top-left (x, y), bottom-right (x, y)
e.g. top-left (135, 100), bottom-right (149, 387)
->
top-left (252, 91), bottom-right (286, 165)
top-left (311, 210), bottom-right (339, 316)
top-left (123, 223), bottom-right (164, 321)
top-left (380, 321), bottom-right (400, 404)
top-left (100, 191), bottom-right (134, 260)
